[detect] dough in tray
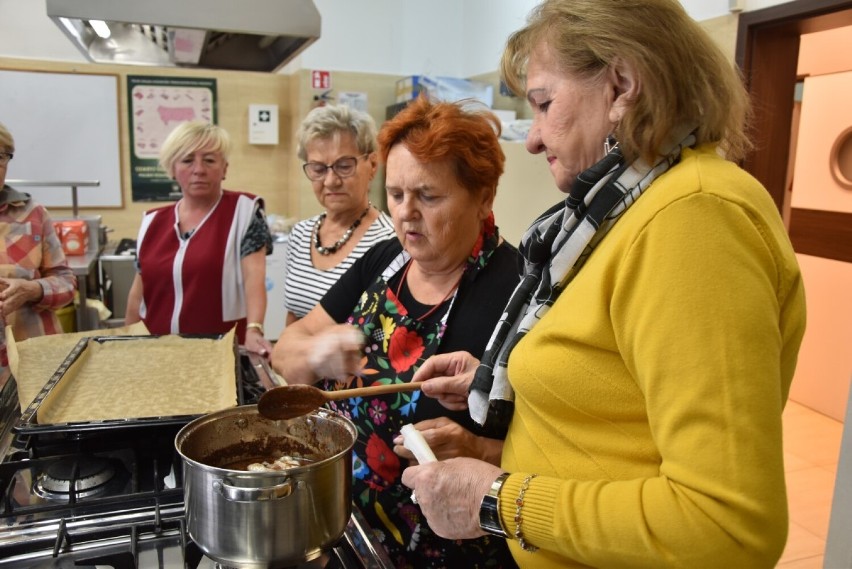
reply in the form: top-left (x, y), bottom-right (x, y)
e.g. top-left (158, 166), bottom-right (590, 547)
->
top-left (33, 329), bottom-right (237, 424)
top-left (6, 322), bottom-right (151, 411)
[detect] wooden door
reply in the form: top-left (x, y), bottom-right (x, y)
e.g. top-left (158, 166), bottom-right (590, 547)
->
top-left (736, 0), bottom-right (852, 262)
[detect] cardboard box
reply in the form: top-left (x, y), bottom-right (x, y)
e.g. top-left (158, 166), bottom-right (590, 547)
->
top-left (54, 220), bottom-right (89, 256)
top-left (395, 75), bottom-right (495, 108)
top-left (395, 75), bottom-right (426, 103)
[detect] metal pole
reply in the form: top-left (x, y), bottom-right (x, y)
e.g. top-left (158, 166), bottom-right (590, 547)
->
top-left (71, 184), bottom-right (79, 218)
top-left (5, 180), bottom-right (100, 215)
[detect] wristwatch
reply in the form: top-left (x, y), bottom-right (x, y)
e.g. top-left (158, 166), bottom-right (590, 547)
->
top-left (246, 322), bottom-right (265, 335)
top-left (479, 472), bottom-right (510, 538)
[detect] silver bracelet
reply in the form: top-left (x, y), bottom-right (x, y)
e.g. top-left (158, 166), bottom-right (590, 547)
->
top-left (513, 473), bottom-right (539, 553)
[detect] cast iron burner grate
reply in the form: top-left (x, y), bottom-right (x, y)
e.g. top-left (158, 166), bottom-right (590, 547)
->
top-left (36, 455), bottom-right (117, 500)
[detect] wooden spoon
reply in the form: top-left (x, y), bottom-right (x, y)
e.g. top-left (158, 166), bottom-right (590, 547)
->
top-left (257, 382), bottom-right (422, 421)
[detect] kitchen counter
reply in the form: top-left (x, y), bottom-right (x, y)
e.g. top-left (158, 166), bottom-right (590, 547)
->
top-left (52, 214), bottom-right (105, 332)
top-left (99, 239), bottom-right (137, 325)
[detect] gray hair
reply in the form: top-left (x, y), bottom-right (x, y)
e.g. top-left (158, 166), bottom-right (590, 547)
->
top-left (296, 104), bottom-right (377, 161)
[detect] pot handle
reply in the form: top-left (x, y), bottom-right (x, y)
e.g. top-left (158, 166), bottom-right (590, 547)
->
top-left (214, 478), bottom-right (293, 502)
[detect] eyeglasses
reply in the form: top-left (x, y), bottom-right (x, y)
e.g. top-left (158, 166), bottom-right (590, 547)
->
top-left (0, 152), bottom-right (12, 167)
top-left (303, 154), bottom-right (368, 181)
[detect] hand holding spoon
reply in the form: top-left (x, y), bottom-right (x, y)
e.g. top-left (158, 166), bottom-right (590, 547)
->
top-left (258, 382), bottom-right (421, 420)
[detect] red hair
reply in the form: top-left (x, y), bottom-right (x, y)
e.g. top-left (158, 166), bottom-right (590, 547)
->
top-left (377, 96), bottom-right (505, 201)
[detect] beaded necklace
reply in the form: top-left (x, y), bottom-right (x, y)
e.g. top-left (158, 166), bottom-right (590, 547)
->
top-left (313, 202), bottom-right (371, 255)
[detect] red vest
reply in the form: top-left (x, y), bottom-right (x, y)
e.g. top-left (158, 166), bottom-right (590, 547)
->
top-left (137, 191), bottom-right (258, 342)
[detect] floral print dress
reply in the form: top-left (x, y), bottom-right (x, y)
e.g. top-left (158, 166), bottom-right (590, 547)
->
top-left (320, 225), bottom-right (517, 568)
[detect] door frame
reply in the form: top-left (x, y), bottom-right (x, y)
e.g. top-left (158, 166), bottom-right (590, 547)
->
top-left (736, 0), bottom-right (852, 262)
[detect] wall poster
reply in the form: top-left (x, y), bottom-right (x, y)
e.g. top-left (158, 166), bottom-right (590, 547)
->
top-left (127, 75), bottom-right (217, 202)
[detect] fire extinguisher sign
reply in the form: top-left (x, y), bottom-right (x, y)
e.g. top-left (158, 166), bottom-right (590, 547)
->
top-left (311, 70), bottom-right (331, 90)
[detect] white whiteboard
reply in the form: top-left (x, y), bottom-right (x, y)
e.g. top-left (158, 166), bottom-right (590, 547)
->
top-left (0, 69), bottom-right (122, 208)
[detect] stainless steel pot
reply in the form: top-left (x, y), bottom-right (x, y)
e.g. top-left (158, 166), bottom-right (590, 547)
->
top-left (175, 405), bottom-right (356, 568)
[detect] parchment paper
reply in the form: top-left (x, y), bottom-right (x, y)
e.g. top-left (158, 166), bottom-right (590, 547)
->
top-left (7, 326), bottom-right (238, 423)
top-left (6, 322), bottom-right (151, 411)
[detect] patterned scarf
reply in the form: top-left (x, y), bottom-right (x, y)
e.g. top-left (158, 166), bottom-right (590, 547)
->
top-left (469, 129), bottom-right (697, 433)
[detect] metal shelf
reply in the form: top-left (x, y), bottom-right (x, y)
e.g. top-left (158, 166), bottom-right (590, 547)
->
top-left (6, 179), bottom-right (100, 217)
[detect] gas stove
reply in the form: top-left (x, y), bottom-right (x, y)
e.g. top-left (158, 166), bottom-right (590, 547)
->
top-left (0, 351), bottom-right (392, 569)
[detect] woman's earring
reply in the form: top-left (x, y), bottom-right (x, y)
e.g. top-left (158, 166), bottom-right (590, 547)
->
top-left (604, 135), bottom-right (619, 155)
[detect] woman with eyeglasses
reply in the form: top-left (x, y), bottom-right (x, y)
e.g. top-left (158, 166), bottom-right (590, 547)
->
top-left (272, 98), bottom-right (521, 568)
top-left (0, 121), bottom-right (77, 369)
top-left (124, 121), bottom-right (273, 356)
top-left (283, 105), bottom-right (395, 325)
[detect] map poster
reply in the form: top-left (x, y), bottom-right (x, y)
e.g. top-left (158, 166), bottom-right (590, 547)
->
top-left (127, 75), bottom-right (217, 202)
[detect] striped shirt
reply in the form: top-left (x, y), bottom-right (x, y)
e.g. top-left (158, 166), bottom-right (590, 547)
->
top-left (283, 212), bottom-right (395, 319)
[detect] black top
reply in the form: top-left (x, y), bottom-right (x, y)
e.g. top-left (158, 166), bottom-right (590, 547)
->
top-left (321, 237), bottom-right (522, 438)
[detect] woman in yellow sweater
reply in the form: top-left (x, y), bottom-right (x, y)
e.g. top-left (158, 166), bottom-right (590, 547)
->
top-left (400, 0), bottom-right (807, 567)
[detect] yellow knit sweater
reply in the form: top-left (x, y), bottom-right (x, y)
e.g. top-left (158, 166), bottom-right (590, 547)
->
top-left (497, 146), bottom-right (806, 568)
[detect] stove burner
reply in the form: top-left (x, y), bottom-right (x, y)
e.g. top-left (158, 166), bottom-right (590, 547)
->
top-left (35, 456), bottom-right (116, 499)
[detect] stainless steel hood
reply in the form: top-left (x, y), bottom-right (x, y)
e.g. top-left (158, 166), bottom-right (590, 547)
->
top-left (45, 0), bottom-right (321, 73)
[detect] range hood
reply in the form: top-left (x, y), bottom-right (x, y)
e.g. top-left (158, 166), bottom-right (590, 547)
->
top-left (46, 0), bottom-right (321, 73)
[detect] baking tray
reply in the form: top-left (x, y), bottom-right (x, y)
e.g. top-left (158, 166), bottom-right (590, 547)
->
top-left (14, 334), bottom-right (241, 435)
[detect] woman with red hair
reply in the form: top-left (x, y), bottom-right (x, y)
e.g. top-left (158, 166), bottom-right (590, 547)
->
top-left (272, 97), bottom-right (520, 568)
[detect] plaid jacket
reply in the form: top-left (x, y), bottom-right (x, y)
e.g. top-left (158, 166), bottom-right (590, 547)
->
top-left (1, 186), bottom-right (77, 366)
